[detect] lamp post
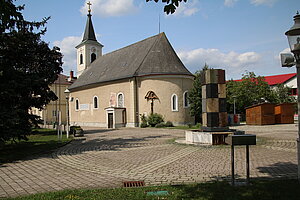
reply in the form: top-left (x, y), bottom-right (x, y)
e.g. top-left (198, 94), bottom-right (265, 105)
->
top-left (233, 96), bottom-right (236, 115)
top-left (285, 11), bottom-right (300, 180)
top-left (64, 88), bottom-right (70, 138)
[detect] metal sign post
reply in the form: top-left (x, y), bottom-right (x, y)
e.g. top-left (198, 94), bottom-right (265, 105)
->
top-left (246, 145), bottom-right (250, 185)
top-left (231, 144), bottom-right (235, 185)
top-left (226, 134), bottom-right (256, 186)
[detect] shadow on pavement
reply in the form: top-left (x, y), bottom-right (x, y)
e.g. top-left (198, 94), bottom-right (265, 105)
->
top-left (82, 129), bottom-right (115, 134)
top-left (59, 134), bottom-right (170, 155)
top-left (257, 162), bottom-right (297, 178)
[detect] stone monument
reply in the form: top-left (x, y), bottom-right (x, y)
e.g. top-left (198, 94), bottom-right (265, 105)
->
top-left (201, 69), bottom-right (228, 131)
top-left (185, 69), bottom-right (243, 145)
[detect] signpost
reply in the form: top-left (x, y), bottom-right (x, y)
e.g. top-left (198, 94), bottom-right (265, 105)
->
top-left (225, 134), bottom-right (256, 185)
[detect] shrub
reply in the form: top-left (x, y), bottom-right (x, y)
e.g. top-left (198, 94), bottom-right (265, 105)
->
top-left (165, 121), bottom-right (174, 127)
top-left (140, 114), bottom-right (147, 124)
top-left (195, 123), bottom-right (202, 129)
top-left (147, 113), bottom-right (164, 127)
top-left (140, 122), bottom-right (148, 128)
top-left (155, 122), bottom-right (166, 128)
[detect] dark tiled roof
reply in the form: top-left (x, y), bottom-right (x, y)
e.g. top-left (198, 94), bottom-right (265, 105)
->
top-left (69, 33), bottom-right (193, 90)
top-left (54, 74), bottom-right (72, 85)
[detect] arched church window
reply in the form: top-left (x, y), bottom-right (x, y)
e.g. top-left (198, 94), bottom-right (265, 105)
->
top-left (91, 53), bottom-right (96, 63)
top-left (93, 96), bottom-right (98, 109)
top-left (80, 54), bottom-right (83, 65)
top-left (171, 94), bottom-right (178, 111)
top-left (183, 91), bottom-right (189, 108)
top-left (117, 93), bottom-right (124, 107)
top-left (75, 99), bottom-right (79, 111)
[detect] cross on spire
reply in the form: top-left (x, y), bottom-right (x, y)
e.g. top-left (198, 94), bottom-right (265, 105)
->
top-left (87, 1), bottom-right (92, 15)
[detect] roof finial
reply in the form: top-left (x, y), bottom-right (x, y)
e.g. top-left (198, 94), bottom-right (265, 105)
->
top-left (297, 10), bottom-right (299, 15)
top-left (87, 1), bottom-right (92, 15)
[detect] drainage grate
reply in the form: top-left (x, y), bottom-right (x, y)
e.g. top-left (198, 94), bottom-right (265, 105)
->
top-left (123, 181), bottom-right (145, 188)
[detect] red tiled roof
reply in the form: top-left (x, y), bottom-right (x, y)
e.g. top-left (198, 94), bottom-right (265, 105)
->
top-left (233, 73), bottom-right (296, 86)
top-left (53, 74), bottom-right (74, 85)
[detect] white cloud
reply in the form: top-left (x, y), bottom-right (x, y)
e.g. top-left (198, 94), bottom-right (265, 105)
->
top-left (178, 48), bottom-right (261, 77)
top-left (53, 36), bottom-right (82, 75)
top-left (224, 0), bottom-right (238, 7)
top-left (80, 0), bottom-right (138, 17)
top-left (250, 0), bottom-right (278, 6)
top-left (170, 0), bottom-right (199, 17)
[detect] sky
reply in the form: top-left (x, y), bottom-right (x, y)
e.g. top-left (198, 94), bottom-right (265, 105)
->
top-left (17, 0), bottom-right (299, 80)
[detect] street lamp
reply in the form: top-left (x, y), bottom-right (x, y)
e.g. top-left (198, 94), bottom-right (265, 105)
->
top-left (233, 96), bottom-right (237, 115)
top-left (64, 88), bottom-right (70, 138)
top-left (285, 11), bottom-right (300, 180)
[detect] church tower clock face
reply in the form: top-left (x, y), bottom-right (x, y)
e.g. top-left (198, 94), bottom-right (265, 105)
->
top-left (91, 47), bottom-right (96, 53)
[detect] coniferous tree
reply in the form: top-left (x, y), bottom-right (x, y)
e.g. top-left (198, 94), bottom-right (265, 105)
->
top-left (188, 64), bottom-right (209, 123)
top-left (0, 0), bottom-right (63, 144)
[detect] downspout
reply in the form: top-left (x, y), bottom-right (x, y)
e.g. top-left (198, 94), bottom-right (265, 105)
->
top-left (134, 77), bottom-right (139, 127)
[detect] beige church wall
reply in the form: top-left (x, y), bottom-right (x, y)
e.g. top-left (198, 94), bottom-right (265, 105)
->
top-left (137, 75), bottom-right (194, 126)
top-left (69, 79), bottom-right (134, 127)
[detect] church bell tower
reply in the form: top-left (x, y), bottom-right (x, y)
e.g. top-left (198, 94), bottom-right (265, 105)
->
top-left (76, 1), bottom-right (103, 77)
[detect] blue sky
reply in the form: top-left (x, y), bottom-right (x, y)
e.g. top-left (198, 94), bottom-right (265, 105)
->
top-left (18, 0), bottom-right (299, 79)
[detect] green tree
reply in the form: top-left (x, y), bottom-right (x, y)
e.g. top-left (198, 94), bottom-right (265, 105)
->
top-left (0, 0), bottom-right (63, 144)
top-left (188, 64), bottom-right (209, 123)
top-left (226, 72), bottom-right (277, 114)
top-left (146, 0), bottom-right (188, 14)
top-left (272, 84), bottom-right (296, 104)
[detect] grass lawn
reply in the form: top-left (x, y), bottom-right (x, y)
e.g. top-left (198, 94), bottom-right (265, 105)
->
top-left (0, 129), bottom-right (72, 163)
top-left (3, 179), bottom-right (300, 200)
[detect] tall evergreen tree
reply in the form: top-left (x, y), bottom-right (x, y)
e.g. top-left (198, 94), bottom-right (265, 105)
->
top-left (188, 64), bottom-right (209, 123)
top-left (0, 0), bottom-right (63, 144)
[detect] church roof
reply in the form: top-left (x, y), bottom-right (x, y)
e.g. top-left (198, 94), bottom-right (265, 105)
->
top-left (69, 32), bottom-right (193, 90)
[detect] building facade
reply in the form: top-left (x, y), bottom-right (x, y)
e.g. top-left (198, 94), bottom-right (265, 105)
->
top-left (68, 10), bottom-right (194, 128)
top-left (31, 72), bottom-right (76, 125)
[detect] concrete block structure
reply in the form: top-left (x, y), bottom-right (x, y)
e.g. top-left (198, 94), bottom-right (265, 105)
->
top-left (201, 69), bottom-right (228, 131)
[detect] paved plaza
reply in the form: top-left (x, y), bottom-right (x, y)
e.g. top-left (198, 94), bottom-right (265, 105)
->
top-left (0, 124), bottom-right (298, 198)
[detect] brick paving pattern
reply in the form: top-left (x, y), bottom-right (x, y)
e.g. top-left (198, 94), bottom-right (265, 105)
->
top-left (0, 125), bottom-right (297, 198)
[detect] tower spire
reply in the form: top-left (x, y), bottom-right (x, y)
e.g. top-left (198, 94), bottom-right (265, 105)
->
top-left (82, 1), bottom-right (97, 42)
top-left (76, 1), bottom-right (104, 77)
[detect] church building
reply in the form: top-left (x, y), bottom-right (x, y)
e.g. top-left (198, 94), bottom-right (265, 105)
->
top-left (68, 7), bottom-right (194, 128)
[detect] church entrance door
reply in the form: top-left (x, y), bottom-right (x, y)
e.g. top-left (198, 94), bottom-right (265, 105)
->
top-left (108, 113), bottom-right (113, 128)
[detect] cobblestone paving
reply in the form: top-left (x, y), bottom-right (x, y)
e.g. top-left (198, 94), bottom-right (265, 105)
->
top-left (0, 125), bottom-right (298, 198)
